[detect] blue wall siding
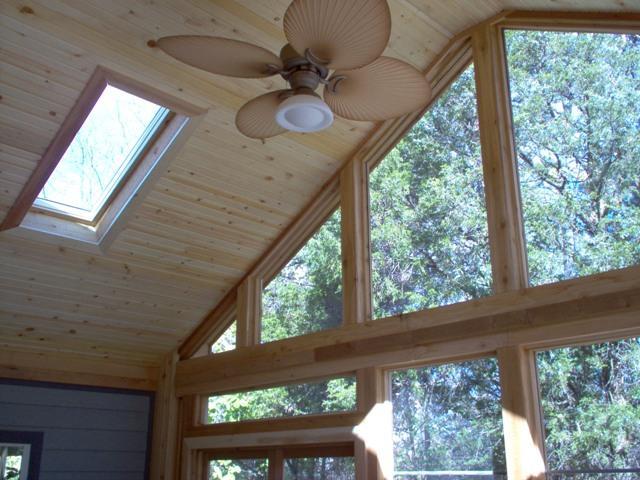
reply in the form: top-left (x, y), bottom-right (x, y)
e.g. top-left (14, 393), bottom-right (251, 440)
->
top-left (0, 380), bottom-right (153, 480)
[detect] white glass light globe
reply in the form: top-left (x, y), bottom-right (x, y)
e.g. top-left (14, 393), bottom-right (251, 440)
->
top-left (275, 94), bottom-right (334, 133)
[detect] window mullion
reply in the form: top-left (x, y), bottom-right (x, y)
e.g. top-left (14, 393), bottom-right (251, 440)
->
top-left (472, 23), bottom-right (529, 293)
top-left (497, 346), bottom-right (547, 480)
top-left (340, 159), bottom-right (373, 325)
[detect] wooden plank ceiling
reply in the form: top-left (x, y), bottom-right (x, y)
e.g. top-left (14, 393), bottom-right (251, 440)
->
top-left (1, 0), bottom-right (638, 369)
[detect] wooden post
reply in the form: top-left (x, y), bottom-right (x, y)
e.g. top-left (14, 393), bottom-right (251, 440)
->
top-left (472, 24), bottom-right (529, 293)
top-left (236, 275), bottom-right (262, 347)
top-left (150, 351), bottom-right (180, 480)
top-left (355, 367), bottom-right (394, 480)
top-left (341, 158), bottom-right (373, 325)
top-left (498, 346), bottom-right (547, 480)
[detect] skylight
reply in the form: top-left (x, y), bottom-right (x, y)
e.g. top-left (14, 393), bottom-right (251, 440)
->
top-left (34, 85), bottom-right (170, 223)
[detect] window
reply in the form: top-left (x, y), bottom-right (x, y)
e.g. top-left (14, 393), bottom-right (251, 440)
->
top-left (262, 209), bottom-right (342, 342)
top-left (210, 321), bottom-right (236, 354)
top-left (284, 456), bottom-right (354, 479)
top-left (536, 337), bottom-right (640, 479)
top-left (0, 432), bottom-right (43, 480)
top-left (505, 30), bottom-right (640, 286)
top-left (369, 63), bottom-right (491, 319)
top-left (206, 445), bottom-right (354, 480)
top-left (206, 376), bottom-right (356, 424)
top-left (391, 358), bottom-right (506, 479)
top-left (209, 458), bottom-right (268, 479)
top-left (34, 85), bottom-right (170, 224)
top-left (1, 444), bottom-right (29, 480)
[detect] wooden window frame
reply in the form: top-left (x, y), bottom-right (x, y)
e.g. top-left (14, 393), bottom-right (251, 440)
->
top-left (1, 66), bottom-right (206, 254)
top-left (202, 443), bottom-right (354, 480)
top-left (164, 10), bottom-right (640, 480)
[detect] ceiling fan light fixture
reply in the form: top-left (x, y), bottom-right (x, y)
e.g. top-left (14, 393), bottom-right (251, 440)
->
top-left (275, 94), bottom-right (333, 133)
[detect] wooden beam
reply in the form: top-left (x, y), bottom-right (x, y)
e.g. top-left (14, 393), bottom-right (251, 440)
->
top-left (354, 368), bottom-right (393, 480)
top-left (0, 349), bottom-right (158, 391)
top-left (340, 159), bottom-right (372, 324)
top-left (502, 11), bottom-right (640, 33)
top-left (236, 275), bottom-right (262, 347)
top-left (498, 346), bottom-right (546, 480)
top-left (184, 412), bottom-right (364, 438)
top-left (150, 351), bottom-right (180, 480)
top-left (174, 266), bottom-right (640, 396)
top-left (472, 23), bottom-right (529, 293)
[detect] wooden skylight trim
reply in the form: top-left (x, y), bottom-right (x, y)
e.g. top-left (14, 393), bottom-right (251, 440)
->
top-left (1, 66), bottom-right (206, 253)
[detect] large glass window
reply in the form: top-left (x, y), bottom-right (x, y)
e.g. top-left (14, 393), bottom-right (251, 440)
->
top-left (536, 337), bottom-right (640, 479)
top-left (391, 358), bottom-right (506, 479)
top-left (262, 209), bottom-right (342, 342)
top-left (369, 64), bottom-right (491, 319)
top-left (206, 376), bottom-right (356, 424)
top-left (505, 30), bottom-right (640, 286)
top-left (34, 85), bottom-right (170, 223)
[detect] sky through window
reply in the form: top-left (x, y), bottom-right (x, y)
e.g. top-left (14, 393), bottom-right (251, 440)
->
top-left (35, 85), bottom-right (169, 223)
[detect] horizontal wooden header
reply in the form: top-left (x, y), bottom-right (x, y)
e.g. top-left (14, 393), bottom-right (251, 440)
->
top-left (175, 265), bottom-right (640, 396)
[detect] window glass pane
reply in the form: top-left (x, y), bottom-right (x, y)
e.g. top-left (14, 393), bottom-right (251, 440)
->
top-left (1, 444), bottom-right (28, 480)
top-left (505, 30), bottom-right (640, 286)
top-left (284, 457), bottom-right (354, 479)
top-left (392, 358), bottom-right (506, 479)
top-left (369, 64), bottom-right (491, 319)
top-left (207, 377), bottom-right (356, 424)
top-left (262, 208), bottom-right (342, 342)
top-left (536, 337), bottom-right (640, 478)
top-left (211, 322), bottom-right (236, 354)
top-left (208, 458), bottom-right (267, 480)
top-left (35, 85), bottom-right (169, 222)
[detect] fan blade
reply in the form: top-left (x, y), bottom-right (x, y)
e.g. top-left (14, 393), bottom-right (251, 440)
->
top-left (157, 36), bottom-right (282, 78)
top-left (283, 0), bottom-right (391, 70)
top-left (324, 57), bottom-right (431, 122)
top-left (236, 90), bottom-right (290, 139)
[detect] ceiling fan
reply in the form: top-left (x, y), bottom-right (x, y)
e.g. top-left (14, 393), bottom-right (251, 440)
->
top-left (156, 0), bottom-right (431, 139)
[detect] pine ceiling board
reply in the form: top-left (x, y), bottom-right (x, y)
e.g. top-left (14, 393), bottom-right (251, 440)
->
top-left (0, 236), bottom-right (221, 303)
top-left (0, 307), bottom-right (181, 348)
top-left (386, 1), bottom-right (452, 70)
top-left (160, 166), bottom-right (305, 219)
top-left (400, 0), bottom-right (502, 39)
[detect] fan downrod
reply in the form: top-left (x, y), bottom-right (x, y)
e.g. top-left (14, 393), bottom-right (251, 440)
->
top-left (277, 44), bottom-right (331, 96)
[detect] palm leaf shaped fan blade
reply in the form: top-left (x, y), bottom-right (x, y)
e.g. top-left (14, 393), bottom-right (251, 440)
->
top-left (156, 0), bottom-right (431, 139)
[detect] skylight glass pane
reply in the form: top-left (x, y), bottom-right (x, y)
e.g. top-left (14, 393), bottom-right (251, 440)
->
top-left (35, 85), bottom-right (168, 222)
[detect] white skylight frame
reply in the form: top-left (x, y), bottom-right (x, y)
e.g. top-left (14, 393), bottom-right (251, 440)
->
top-left (1, 66), bottom-right (207, 253)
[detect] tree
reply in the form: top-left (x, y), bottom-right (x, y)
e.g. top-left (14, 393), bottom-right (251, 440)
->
top-left (207, 30), bottom-right (640, 479)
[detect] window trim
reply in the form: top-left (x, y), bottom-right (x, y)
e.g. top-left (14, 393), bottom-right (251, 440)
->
top-left (0, 431), bottom-right (43, 480)
top-left (0, 66), bottom-right (206, 253)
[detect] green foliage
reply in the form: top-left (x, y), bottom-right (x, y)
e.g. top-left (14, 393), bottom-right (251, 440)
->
top-left (284, 457), bottom-right (355, 479)
top-left (538, 338), bottom-right (640, 474)
top-left (210, 322), bottom-right (236, 354)
top-left (207, 377), bottom-right (356, 424)
top-left (369, 65), bottom-right (492, 318)
top-left (209, 458), bottom-right (268, 480)
top-left (506, 30), bottom-right (640, 285)
top-left (392, 358), bottom-right (506, 476)
top-left (262, 209), bottom-right (343, 343)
